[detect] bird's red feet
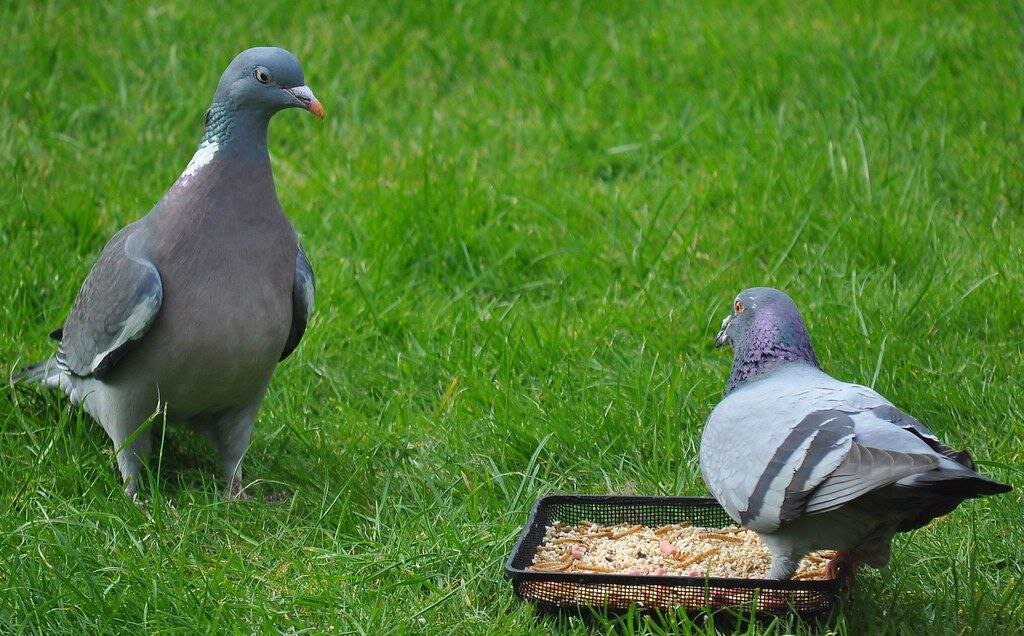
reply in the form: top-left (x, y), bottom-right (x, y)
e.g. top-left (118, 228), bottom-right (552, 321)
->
top-left (824, 550), bottom-right (860, 588)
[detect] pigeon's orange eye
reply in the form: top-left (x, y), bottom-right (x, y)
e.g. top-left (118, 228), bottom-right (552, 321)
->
top-left (734, 300), bottom-right (744, 314)
top-left (253, 67), bottom-right (271, 84)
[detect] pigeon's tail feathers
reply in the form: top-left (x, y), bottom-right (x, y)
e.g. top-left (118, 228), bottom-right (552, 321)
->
top-left (904, 469), bottom-right (1012, 499)
top-left (954, 475), bottom-right (1012, 497)
top-left (12, 357), bottom-right (62, 385)
top-left (892, 473), bottom-right (1011, 532)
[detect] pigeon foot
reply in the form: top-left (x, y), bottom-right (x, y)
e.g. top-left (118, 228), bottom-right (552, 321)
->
top-left (824, 550), bottom-right (860, 588)
top-left (226, 477), bottom-right (289, 503)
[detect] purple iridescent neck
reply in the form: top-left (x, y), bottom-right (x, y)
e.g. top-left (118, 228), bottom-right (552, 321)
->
top-left (725, 303), bottom-right (819, 395)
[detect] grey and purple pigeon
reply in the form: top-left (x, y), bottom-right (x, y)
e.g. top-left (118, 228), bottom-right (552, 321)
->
top-left (15, 47), bottom-right (323, 499)
top-left (700, 287), bottom-right (1011, 580)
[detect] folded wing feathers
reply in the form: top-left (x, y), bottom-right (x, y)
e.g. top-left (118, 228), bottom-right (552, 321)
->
top-left (777, 415), bottom-right (854, 522)
top-left (85, 287), bottom-right (161, 377)
top-left (871, 404), bottom-right (976, 470)
top-left (803, 442), bottom-right (939, 515)
top-left (57, 229), bottom-right (163, 379)
top-left (737, 409), bottom-right (855, 531)
top-left (280, 245), bottom-right (315, 361)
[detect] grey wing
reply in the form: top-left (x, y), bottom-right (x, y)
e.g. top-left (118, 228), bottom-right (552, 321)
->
top-left (702, 383), bottom-right (861, 533)
top-left (700, 370), bottom-right (865, 532)
top-left (867, 403), bottom-right (976, 469)
top-left (728, 409), bottom-right (857, 532)
top-left (801, 440), bottom-right (939, 516)
top-left (280, 244), bottom-right (314, 361)
top-left (720, 408), bottom-right (940, 531)
top-left (701, 372), bottom-right (946, 533)
top-left (798, 402), bottom-right (949, 516)
top-left (56, 225), bottom-right (162, 379)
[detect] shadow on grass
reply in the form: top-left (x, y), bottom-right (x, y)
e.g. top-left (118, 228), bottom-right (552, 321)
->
top-left (4, 382), bottom-right (391, 524)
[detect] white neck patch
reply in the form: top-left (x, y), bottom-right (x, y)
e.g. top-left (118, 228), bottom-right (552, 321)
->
top-left (178, 137), bottom-right (219, 186)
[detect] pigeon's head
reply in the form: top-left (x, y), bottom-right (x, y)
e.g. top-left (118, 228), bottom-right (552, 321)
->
top-left (715, 287), bottom-right (819, 393)
top-left (212, 47), bottom-right (324, 120)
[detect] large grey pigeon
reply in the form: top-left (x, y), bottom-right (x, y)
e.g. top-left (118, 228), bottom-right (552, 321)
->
top-left (700, 287), bottom-right (1011, 580)
top-left (15, 47), bottom-right (323, 499)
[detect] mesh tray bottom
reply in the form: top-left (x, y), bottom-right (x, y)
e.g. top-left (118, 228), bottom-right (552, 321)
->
top-left (516, 579), bottom-right (832, 614)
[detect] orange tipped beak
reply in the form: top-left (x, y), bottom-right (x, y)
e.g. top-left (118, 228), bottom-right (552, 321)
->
top-left (288, 85), bottom-right (325, 119)
top-left (306, 99), bottom-right (325, 119)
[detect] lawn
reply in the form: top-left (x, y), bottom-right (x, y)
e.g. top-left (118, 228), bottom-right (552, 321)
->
top-left (1, 0), bottom-right (1022, 633)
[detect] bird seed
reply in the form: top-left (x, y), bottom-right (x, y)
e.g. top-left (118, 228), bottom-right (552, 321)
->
top-left (528, 520), bottom-right (834, 580)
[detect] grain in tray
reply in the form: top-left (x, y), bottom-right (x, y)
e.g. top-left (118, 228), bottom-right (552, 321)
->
top-left (528, 520), bottom-right (834, 580)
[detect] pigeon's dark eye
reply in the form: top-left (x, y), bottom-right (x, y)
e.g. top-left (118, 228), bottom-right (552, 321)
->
top-left (734, 300), bottom-right (744, 314)
top-left (253, 67), bottom-right (271, 84)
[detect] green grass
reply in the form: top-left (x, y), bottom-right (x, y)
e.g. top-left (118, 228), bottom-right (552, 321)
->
top-left (1, 0), bottom-right (1023, 633)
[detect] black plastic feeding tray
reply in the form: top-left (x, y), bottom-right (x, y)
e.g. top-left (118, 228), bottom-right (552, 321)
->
top-left (505, 495), bottom-right (847, 618)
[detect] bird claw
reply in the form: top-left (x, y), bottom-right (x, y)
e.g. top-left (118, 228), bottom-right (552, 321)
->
top-left (226, 478), bottom-right (289, 503)
top-left (824, 551), bottom-right (859, 589)
top-left (225, 477), bottom-right (250, 501)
